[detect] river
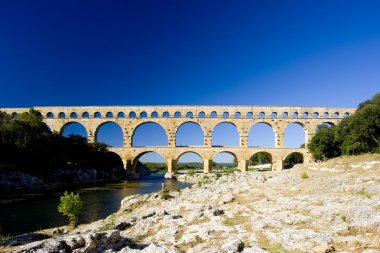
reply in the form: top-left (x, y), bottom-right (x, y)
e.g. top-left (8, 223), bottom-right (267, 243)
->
top-left (0, 174), bottom-right (188, 236)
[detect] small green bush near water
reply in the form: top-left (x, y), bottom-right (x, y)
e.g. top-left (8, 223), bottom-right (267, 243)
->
top-left (160, 187), bottom-right (173, 200)
top-left (300, 171), bottom-right (309, 179)
top-left (57, 191), bottom-right (83, 227)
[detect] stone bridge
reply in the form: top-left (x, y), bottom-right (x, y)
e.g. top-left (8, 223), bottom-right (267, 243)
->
top-left (1, 106), bottom-right (355, 173)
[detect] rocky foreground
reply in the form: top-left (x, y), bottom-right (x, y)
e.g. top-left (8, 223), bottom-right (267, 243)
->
top-left (2, 154), bottom-right (380, 253)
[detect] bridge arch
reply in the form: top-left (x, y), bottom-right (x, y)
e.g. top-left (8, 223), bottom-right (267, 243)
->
top-left (132, 151), bottom-right (166, 173)
top-left (162, 111), bottom-right (170, 118)
top-left (248, 122), bottom-right (275, 147)
top-left (95, 121), bottom-right (124, 147)
top-left (175, 121), bottom-right (204, 146)
top-left (177, 151), bottom-right (204, 172)
top-left (249, 151), bottom-right (273, 171)
top-left (177, 151), bottom-right (204, 161)
top-left (186, 112), bottom-right (194, 118)
top-left (320, 122), bottom-right (335, 127)
top-left (285, 122), bottom-right (306, 148)
top-left (140, 111), bottom-right (148, 118)
top-left (284, 152), bottom-right (304, 169)
top-left (60, 122), bottom-right (88, 139)
top-left (213, 151), bottom-right (237, 171)
top-left (133, 150), bottom-right (166, 163)
top-left (132, 122), bottom-right (168, 147)
top-left (212, 122), bottom-right (240, 147)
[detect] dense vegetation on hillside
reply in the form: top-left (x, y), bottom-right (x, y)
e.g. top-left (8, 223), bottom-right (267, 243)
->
top-left (308, 93), bottom-right (380, 160)
top-left (0, 109), bottom-right (122, 175)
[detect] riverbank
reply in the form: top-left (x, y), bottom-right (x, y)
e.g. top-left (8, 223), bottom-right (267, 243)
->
top-left (0, 164), bottom-right (154, 191)
top-left (2, 154), bottom-right (380, 252)
top-left (0, 167), bottom-right (127, 191)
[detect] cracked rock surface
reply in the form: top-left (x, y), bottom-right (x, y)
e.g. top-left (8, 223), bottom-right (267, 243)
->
top-left (2, 154), bottom-right (380, 252)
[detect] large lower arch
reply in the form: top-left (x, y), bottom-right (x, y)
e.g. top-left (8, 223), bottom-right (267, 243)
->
top-left (248, 122), bottom-right (275, 147)
top-left (133, 151), bottom-right (167, 174)
top-left (284, 152), bottom-right (304, 169)
top-left (249, 152), bottom-right (272, 171)
top-left (60, 122), bottom-right (88, 139)
top-left (284, 122), bottom-right (306, 148)
top-left (177, 151), bottom-right (203, 172)
top-left (213, 151), bottom-right (237, 171)
top-left (95, 122), bottom-right (123, 147)
top-left (212, 122), bottom-right (240, 147)
top-left (175, 122), bottom-right (204, 146)
top-left (132, 122), bottom-right (168, 147)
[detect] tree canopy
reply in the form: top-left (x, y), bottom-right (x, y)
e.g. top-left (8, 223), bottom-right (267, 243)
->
top-left (308, 93), bottom-right (380, 160)
top-left (0, 109), bottom-right (122, 174)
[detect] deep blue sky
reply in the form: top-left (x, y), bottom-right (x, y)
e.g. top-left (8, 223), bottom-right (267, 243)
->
top-left (1, 0), bottom-right (379, 108)
top-left (2, 0), bottom-right (380, 163)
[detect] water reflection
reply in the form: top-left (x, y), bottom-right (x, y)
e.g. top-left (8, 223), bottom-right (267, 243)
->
top-left (0, 175), bottom-right (187, 236)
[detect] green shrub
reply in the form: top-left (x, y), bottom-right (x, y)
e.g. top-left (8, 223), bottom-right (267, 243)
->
top-left (187, 169), bottom-right (195, 176)
top-left (356, 188), bottom-right (372, 198)
top-left (222, 219), bottom-right (234, 226)
top-left (99, 214), bottom-right (116, 231)
top-left (195, 235), bottom-right (204, 243)
top-left (300, 171), bottom-right (309, 179)
top-left (226, 168), bottom-right (235, 176)
top-left (308, 93), bottom-right (380, 160)
top-left (160, 187), bottom-right (173, 200)
top-left (57, 191), bottom-right (83, 227)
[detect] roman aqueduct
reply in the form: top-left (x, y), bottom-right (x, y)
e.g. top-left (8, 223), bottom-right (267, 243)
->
top-left (0, 106), bottom-right (356, 174)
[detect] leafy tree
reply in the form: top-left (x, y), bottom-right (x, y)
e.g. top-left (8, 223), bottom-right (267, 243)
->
top-left (308, 125), bottom-right (338, 160)
top-left (308, 93), bottom-right (380, 160)
top-left (0, 109), bottom-right (123, 175)
top-left (57, 191), bottom-right (83, 227)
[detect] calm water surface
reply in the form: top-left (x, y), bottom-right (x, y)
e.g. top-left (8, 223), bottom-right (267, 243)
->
top-left (0, 174), bottom-right (188, 236)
